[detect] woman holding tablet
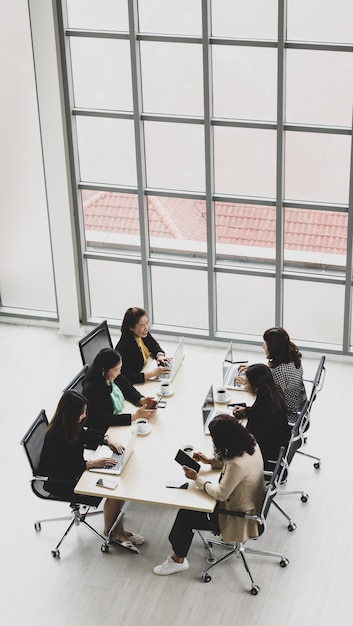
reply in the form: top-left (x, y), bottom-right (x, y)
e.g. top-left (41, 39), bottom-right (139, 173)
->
top-left (153, 414), bottom-right (265, 576)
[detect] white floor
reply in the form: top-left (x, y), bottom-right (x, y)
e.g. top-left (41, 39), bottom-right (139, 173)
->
top-left (1, 322), bottom-right (351, 626)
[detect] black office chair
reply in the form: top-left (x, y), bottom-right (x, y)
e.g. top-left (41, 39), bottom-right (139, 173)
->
top-left (20, 410), bottom-right (109, 558)
top-left (63, 364), bottom-right (89, 394)
top-left (78, 320), bottom-right (113, 366)
top-left (197, 447), bottom-right (289, 595)
top-left (297, 355), bottom-right (326, 469)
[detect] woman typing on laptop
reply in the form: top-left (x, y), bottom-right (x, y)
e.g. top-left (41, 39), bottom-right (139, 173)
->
top-left (83, 348), bottom-right (156, 433)
top-left (115, 307), bottom-right (171, 384)
top-left (38, 390), bottom-right (145, 552)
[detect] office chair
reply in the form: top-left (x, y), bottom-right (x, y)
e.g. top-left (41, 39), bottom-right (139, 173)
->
top-left (20, 410), bottom-right (109, 558)
top-left (297, 355), bottom-right (326, 469)
top-left (78, 320), bottom-right (113, 366)
top-left (197, 447), bottom-right (289, 595)
top-left (62, 364), bottom-right (89, 394)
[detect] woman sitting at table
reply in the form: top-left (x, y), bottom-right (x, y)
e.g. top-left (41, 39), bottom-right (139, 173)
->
top-left (83, 348), bottom-right (156, 434)
top-left (38, 390), bottom-right (144, 552)
top-left (233, 363), bottom-right (291, 470)
top-left (115, 307), bottom-right (171, 384)
top-left (263, 327), bottom-right (307, 424)
top-left (153, 414), bottom-right (265, 576)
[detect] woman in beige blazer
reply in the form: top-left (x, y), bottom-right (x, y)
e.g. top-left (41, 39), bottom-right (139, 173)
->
top-left (153, 414), bottom-right (265, 576)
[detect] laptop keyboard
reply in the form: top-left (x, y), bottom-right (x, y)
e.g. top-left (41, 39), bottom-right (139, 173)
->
top-left (105, 451), bottom-right (124, 471)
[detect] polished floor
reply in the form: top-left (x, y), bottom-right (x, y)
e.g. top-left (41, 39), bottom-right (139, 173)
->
top-left (1, 322), bottom-right (351, 626)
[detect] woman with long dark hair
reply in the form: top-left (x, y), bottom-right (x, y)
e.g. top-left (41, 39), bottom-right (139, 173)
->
top-left (263, 327), bottom-right (307, 423)
top-left (115, 307), bottom-right (171, 384)
top-left (83, 348), bottom-right (156, 433)
top-left (153, 415), bottom-right (265, 576)
top-left (38, 390), bottom-right (144, 552)
top-left (233, 363), bottom-right (291, 469)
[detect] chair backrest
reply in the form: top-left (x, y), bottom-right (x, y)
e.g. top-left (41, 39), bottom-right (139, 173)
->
top-left (20, 409), bottom-right (48, 475)
top-left (78, 320), bottom-right (113, 366)
top-left (63, 364), bottom-right (89, 394)
top-left (285, 400), bottom-right (310, 467)
top-left (308, 355), bottom-right (326, 408)
top-left (260, 446), bottom-right (286, 529)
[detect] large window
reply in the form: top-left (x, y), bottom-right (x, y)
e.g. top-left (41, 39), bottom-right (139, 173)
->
top-left (59, 0), bottom-right (353, 354)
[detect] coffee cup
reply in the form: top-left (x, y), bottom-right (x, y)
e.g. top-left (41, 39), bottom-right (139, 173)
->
top-left (215, 387), bottom-right (228, 403)
top-left (182, 445), bottom-right (194, 457)
top-left (159, 380), bottom-right (171, 395)
top-left (136, 418), bottom-right (149, 434)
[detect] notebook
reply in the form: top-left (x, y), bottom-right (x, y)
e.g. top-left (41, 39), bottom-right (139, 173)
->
top-left (202, 385), bottom-right (232, 434)
top-left (158, 337), bottom-right (185, 382)
top-left (222, 342), bottom-right (248, 391)
top-left (89, 430), bottom-right (137, 476)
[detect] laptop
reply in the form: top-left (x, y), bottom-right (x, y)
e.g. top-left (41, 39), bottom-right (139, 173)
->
top-left (222, 342), bottom-right (248, 391)
top-left (158, 337), bottom-right (185, 382)
top-left (89, 429), bottom-right (137, 476)
top-left (202, 385), bottom-right (232, 434)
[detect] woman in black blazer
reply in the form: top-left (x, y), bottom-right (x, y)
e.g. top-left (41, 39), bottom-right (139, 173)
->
top-left (115, 307), bottom-right (171, 384)
top-left (233, 363), bottom-right (291, 470)
top-left (83, 348), bottom-right (156, 433)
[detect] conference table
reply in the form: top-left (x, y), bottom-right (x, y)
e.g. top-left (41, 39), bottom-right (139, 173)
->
top-left (75, 343), bottom-right (252, 513)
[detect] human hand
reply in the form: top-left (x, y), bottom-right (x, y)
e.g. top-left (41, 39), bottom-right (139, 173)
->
top-left (232, 405), bottom-right (246, 418)
top-left (237, 364), bottom-right (248, 374)
top-left (183, 465), bottom-right (198, 481)
top-left (193, 451), bottom-right (212, 465)
top-left (140, 396), bottom-right (158, 410)
top-left (87, 456), bottom-right (118, 470)
top-left (134, 405), bottom-right (154, 420)
top-left (106, 437), bottom-right (124, 454)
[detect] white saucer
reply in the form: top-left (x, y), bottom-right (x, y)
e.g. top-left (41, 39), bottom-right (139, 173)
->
top-left (215, 394), bottom-right (231, 404)
top-left (158, 388), bottom-right (174, 397)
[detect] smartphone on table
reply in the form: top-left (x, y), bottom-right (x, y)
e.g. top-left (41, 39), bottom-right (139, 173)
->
top-left (96, 477), bottom-right (118, 490)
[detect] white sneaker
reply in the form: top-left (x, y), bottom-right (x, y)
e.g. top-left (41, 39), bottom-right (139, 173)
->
top-left (153, 555), bottom-right (189, 576)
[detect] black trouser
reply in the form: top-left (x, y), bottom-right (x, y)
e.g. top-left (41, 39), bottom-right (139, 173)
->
top-left (169, 508), bottom-right (219, 558)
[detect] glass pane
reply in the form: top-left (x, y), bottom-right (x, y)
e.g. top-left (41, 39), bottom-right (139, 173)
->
top-left (144, 122), bottom-right (205, 192)
top-left (212, 0), bottom-right (278, 39)
top-left (213, 46), bottom-right (277, 121)
top-left (285, 132), bottom-right (351, 205)
top-left (216, 202), bottom-right (276, 268)
top-left (217, 273), bottom-right (275, 336)
top-left (287, 0), bottom-right (353, 44)
top-left (214, 127), bottom-right (276, 198)
top-left (138, 0), bottom-right (201, 35)
top-left (152, 266), bottom-right (208, 330)
top-left (87, 259), bottom-right (143, 319)
top-left (284, 280), bottom-right (344, 346)
top-left (76, 117), bottom-right (137, 185)
top-left (82, 191), bottom-right (141, 256)
top-left (286, 50), bottom-right (353, 127)
top-left (140, 42), bottom-right (203, 116)
top-left (66, 0), bottom-right (128, 30)
top-left (70, 37), bottom-right (132, 110)
top-left (0, 0), bottom-right (56, 313)
top-left (284, 208), bottom-right (347, 274)
top-left (148, 196), bottom-right (206, 261)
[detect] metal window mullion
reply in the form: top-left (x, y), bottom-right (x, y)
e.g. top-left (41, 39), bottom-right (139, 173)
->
top-left (275, 0), bottom-right (286, 326)
top-left (128, 0), bottom-right (152, 316)
top-left (202, 0), bottom-right (215, 339)
top-left (342, 111), bottom-right (353, 353)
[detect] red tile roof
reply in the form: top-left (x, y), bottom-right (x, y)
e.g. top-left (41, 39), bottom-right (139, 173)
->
top-left (82, 190), bottom-right (347, 255)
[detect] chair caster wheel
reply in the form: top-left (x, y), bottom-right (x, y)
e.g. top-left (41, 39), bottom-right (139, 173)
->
top-left (34, 522), bottom-right (41, 532)
top-left (202, 573), bottom-right (212, 583)
top-left (280, 558), bottom-right (289, 567)
top-left (206, 556), bottom-right (217, 564)
top-left (101, 543), bottom-right (109, 553)
top-left (51, 549), bottom-right (60, 558)
top-left (301, 494), bottom-right (309, 503)
top-left (288, 522), bottom-right (297, 532)
top-left (251, 585), bottom-right (260, 595)
top-left (314, 462), bottom-right (321, 469)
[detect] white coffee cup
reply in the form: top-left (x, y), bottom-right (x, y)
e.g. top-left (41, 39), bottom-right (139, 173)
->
top-left (136, 418), bottom-right (149, 434)
top-left (159, 380), bottom-right (171, 395)
top-left (215, 387), bottom-right (228, 403)
top-left (182, 445), bottom-right (194, 457)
